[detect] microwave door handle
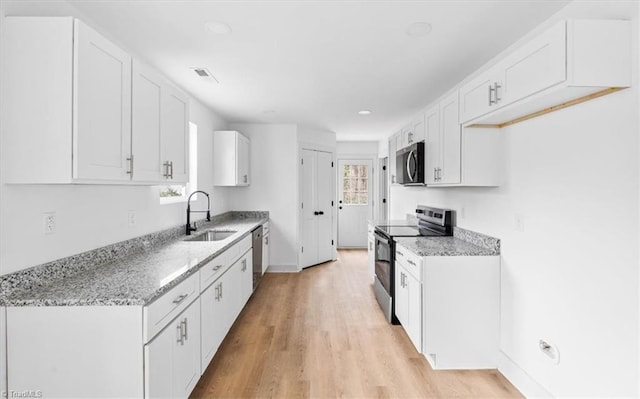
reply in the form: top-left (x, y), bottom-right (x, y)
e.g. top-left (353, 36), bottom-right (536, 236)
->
top-left (406, 150), bottom-right (414, 182)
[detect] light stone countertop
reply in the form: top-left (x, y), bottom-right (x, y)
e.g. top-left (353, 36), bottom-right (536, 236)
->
top-left (2, 216), bottom-right (267, 307)
top-left (395, 236), bottom-right (498, 257)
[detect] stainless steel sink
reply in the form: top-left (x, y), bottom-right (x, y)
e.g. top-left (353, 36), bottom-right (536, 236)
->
top-left (185, 230), bottom-right (237, 242)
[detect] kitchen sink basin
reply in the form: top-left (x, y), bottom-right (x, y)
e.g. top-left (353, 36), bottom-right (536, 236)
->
top-left (185, 230), bottom-right (237, 242)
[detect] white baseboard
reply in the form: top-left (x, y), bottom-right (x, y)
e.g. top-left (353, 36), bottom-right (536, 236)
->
top-left (498, 351), bottom-right (553, 399)
top-left (265, 264), bottom-right (299, 273)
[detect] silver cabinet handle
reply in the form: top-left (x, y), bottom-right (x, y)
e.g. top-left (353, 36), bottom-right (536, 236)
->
top-left (163, 161), bottom-right (170, 178)
top-left (407, 259), bottom-right (416, 266)
top-left (396, 250), bottom-right (404, 257)
top-left (489, 84), bottom-right (496, 105)
top-left (169, 161), bottom-right (174, 179)
top-left (173, 294), bottom-right (188, 305)
top-left (219, 282), bottom-right (223, 299)
top-left (243, 174), bottom-right (248, 183)
top-left (181, 318), bottom-right (188, 341)
top-left (242, 259), bottom-right (247, 272)
top-left (176, 324), bottom-right (183, 345)
top-left (408, 131), bottom-right (413, 143)
top-left (266, 236), bottom-right (269, 245)
top-left (213, 264), bottom-right (223, 271)
top-left (126, 155), bottom-right (134, 176)
top-left (494, 82), bottom-right (502, 103)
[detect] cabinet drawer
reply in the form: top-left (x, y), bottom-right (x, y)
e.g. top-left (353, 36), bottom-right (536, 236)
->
top-left (144, 273), bottom-right (198, 343)
top-left (228, 234), bottom-right (252, 265)
top-left (199, 251), bottom-right (229, 293)
top-left (395, 244), bottom-right (422, 281)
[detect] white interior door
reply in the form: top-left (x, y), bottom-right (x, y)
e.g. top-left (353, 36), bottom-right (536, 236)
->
top-left (338, 159), bottom-right (373, 248)
top-left (300, 149), bottom-right (334, 268)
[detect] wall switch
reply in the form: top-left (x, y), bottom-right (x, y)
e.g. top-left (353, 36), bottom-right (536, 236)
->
top-left (128, 210), bottom-right (136, 227)
top-left (514, 213), bottom-right (525, 232)
top-left (43, 212), bottom-right (56, 235)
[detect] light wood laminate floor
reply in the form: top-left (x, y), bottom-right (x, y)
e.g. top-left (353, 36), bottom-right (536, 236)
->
top-left (191, 249), bottom-right (522, 398)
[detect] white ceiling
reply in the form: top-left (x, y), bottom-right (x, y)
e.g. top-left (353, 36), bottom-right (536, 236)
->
top-left (66, 0), bottom-right (571, 141)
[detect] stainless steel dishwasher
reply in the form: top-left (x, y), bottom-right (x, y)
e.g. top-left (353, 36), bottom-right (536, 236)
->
top-left (252, 225), bottom-right (263, 291)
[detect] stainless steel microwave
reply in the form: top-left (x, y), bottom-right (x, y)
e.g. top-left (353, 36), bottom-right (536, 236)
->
top-left (396, 142), bottom-right (425, 185)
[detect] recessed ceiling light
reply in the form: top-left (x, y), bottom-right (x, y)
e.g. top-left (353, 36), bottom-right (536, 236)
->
top-left (406, 22), bottom-right (432, 38)
top-left (358, 110), bottom-right (372, 115)
top-left (204, 21), bottom-right (232, 35)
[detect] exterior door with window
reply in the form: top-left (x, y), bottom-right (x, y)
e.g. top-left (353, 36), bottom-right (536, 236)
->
top-left (338, 160), bottom-right (373, 248)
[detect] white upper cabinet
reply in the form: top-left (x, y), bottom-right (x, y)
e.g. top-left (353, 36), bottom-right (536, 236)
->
top-left (3, 17), bottom-right (132, 183)
top-left (161, 85), bottom-right (190, 183)
top-left (213, 131), bottom-right (251, 186)
top-left (132, 61), bottom-right (189, 184)
top-left (401, 114), bottom-right (425, 149)
top-left (460, 19), bottom-right (631, 126)
top-left (388, 131), bottom-right (400, 184)
top-left (132, 61), bottom-right (163, 182)
top-left (425, 92), bottom-right (461, 185)
top-left (3, 17), bottom-right (190, 185)
top-left (73, 19), bottom-right (132, 182)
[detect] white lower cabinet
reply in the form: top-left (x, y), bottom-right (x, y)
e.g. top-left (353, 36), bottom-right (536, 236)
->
top-left (145, 298), bottom-right (200, 399)
top-left (367, 222), bottom-right (375, 280)
top-left (200, 271), bottom-right (232, 373)
top-left (4, 225), bottom-right (267, 399)
top-left (262, 232), bottom-right (270, 274)
top-left (395, 243), bottom-right (500, 370)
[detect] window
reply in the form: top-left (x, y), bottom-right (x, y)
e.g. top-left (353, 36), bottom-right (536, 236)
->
top-left (342, 164), bottom-right (368, 205)
top-left (159, 122), bottom-right (198, 203)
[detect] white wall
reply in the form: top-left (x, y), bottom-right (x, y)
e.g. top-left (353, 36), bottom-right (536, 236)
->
top-left (225, 124), bottom-right (299, 269)
top-left (388, 2), bottom-right (639, 396)
top-left (0, 1), bottom-right (228, 275)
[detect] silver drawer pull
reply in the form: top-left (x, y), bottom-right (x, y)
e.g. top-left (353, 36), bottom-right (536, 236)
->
top-left (396, 250), bottom-right (404, 256)
top-left (407, 260), bottom-right (416, 266)
top-left (173, 294), bottom-right (188, 305)
top-left (213, 264), bottom-right (223, 271)
top-left (176, 324), bottom-right (183, 345)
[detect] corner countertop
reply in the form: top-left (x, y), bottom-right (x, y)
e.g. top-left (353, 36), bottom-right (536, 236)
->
top-left (395, 236), bottom-right (499, 257)
top-left (3, 216), bottom-right (267, 307)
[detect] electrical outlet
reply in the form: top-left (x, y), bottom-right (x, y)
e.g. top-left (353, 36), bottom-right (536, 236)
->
top-left (128, 210), bottom-right (136, 227)
top-left (514, 213), bottom-right (525, 232)
top-left (539, 339), bottom-right (560, 364)
top-left (43, 212), bottom-right (56, 235)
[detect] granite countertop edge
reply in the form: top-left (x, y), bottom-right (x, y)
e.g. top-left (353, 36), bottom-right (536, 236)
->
top-left (2, 215), bottom-right (268, 307)
top-left (394, 235), bottom-right (500, 257)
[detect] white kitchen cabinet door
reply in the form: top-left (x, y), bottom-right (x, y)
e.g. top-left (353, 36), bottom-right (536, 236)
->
top-left (213, 131), bottom-right (251, 186)
top-left (403, 114), bottom-right (425, 148)
top-left (200, 279), bottom-right (227, 373)
top-left (394, 265), bottom-right (408, 327)
top-left (405, 270), bottom-right (422, 352)
top-left (132, 61), bottom-right (163, 182)
top-left (239, 249), bottom-right (254, 306)
top-left (388, 132), bottom-right (399, 184)
top-left (424, 104), bottom-right (440, 185)
top-left (438, 92), bottom-right (461, 185)
top-left (262, 233), bottom-right (270, 274)
top-left (145, 299), bottom-right (200, 399)
top-left (458, 59), bottom-right (506, 125)
top-left (161, 85), bottom-right (190, 183)
top-left (73, 19), bottom-right (132, 181)
top-left (237, 134), bottom-right (250, 185)
top-left (501, 21), bottom-right (566, 106)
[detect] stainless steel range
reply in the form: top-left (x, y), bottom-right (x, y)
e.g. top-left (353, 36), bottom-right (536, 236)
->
top-left (373, 205), bottom-right (453, 324)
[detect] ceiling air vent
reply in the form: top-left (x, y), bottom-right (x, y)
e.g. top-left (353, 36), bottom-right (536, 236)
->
top-left (190, 67), bottom-right (219, 83)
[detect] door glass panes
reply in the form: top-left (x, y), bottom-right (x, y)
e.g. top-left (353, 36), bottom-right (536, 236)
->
top-left (342, 164), bottom-right (368, 205)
